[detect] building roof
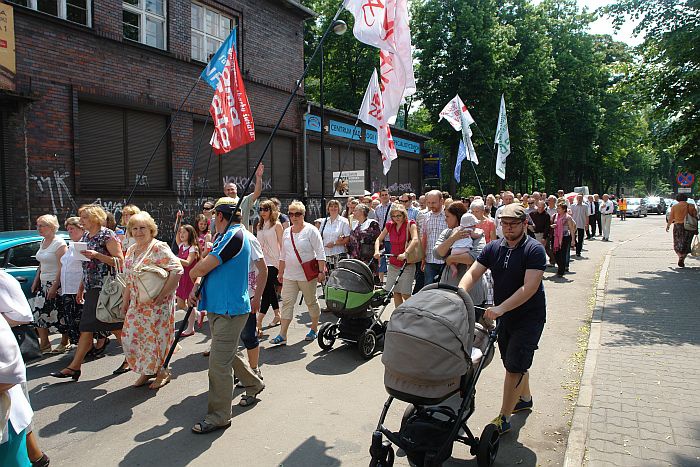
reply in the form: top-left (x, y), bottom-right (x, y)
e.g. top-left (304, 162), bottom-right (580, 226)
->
top-left (279, 0), bottom-right (317, 18)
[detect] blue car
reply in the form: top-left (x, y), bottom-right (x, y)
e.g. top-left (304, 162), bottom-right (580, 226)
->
top-left (0, 230), bottom-right (71, 298)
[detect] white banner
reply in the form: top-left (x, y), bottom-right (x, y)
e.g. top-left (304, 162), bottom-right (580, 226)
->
top-left (439, 94), bottom-right (475, 131)
top-left (358, 69), bottom-right (397, 174)
top-left (494, 94), bottom-right (510, 180)
top-left (343, 0), bottom-right (397, 53)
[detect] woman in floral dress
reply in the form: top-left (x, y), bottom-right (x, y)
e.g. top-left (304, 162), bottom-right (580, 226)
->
top-left (346, 203), bottom-right (381, 275)
top-left (121, 212), bottom-right (183, 389)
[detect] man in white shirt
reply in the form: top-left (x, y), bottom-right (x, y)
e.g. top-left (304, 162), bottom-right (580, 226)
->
top-left (599, 194), bottom-right (615, 241)
top-left (570, 194), bottom-right (589, 257)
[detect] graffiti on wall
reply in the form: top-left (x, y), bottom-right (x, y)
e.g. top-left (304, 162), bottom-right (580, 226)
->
top-left (222, 176), bottom-right (272, 191)
top-left (29, 170), bottom-right (78, 217)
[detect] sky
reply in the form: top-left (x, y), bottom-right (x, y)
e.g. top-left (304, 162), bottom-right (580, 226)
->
top-left (572, 0), bottom-right (644, 46)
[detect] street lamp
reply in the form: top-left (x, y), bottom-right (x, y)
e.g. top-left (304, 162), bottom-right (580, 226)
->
top-left (320, 19), bottom-right (347, 212)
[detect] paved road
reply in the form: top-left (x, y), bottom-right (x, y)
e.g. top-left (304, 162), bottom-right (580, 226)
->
top-left (583, 216), bottom-right (700, 466)
top-left (27, 215), bottom-right (649, 466)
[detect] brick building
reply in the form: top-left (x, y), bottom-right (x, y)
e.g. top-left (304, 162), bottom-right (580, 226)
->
top-left (0, 0), bottom-right (426, 238)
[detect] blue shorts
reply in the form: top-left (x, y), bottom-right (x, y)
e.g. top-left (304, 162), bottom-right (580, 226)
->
top-left (239, 313), bottom-right (259, 350)
top-left (379, 240), bottom-right (392, 273)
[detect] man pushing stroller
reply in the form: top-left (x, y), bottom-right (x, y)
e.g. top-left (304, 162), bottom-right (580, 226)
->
top-left (458, 204), bottom-right (547, 434)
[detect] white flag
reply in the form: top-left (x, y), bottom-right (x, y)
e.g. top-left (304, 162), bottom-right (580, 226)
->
top-left (460, 111), bottom-right (479, 165)
top-left (343, 0), bottom-right (397, 53)
top-left (378, 0), bottom-right (415, 124)
top-left (358, 69), bottom-right (397, 175)
top-left (439, 94), bottom-right (475, 131)
top-left (494, 94), bottom-right (510, 180)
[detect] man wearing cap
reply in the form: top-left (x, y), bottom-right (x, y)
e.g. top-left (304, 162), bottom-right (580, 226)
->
top-left (459, 203), bottom-right (547, 436)
top-left (188, 197), bottom-right (266, 434)
top-left (221, 164), bottom-right (265, 232)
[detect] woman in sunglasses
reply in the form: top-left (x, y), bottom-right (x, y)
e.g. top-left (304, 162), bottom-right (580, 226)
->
top-left (255, 200), bottom-right (284, 337)
top-left (270, 201), bottom-right (326, 345)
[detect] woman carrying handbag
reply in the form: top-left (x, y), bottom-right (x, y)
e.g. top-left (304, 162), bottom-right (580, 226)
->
top-left (121, 213), bottom-right (183, 389)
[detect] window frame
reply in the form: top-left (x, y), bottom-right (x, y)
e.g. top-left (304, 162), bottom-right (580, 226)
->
top-left (190, 1), bottom-right (236, 64)
top-left (11, 0), bottom-right (92, 27)
top-left (123, 0), bottom-right (168, 50)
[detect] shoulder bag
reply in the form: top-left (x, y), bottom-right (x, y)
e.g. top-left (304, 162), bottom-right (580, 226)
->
top-left (133, 240), bottom-right (169, 303)
top-left (403, 220), bottom-right (424, 264)
top-left (683, 205), bottom-right (698, 232)
top-left (96, 256), bottom-right (127, 323)
top-left (290, 229), bottom-right (320, 281)
top-left (12, 324), bottom-right (42, 362)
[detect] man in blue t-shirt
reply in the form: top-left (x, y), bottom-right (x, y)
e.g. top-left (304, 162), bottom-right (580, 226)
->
top-left (188, 197), bottom-right (267, 434)
top-left (459, 203), bottom-right (547, 436)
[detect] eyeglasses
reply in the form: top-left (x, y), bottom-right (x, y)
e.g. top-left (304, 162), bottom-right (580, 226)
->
top-left (501, 220), bottom-right (523, 228)
top-left (259, 207), bottom-right (270, 212)
top-left (288, 212), bottom-right (304, 217)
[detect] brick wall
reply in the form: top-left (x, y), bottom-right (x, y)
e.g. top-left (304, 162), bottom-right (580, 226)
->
top-left (2, 0), bottom-right (310, 236)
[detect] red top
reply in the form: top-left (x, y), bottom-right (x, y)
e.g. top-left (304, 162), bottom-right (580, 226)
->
top-left (385, 219), bottom-right (416, 267)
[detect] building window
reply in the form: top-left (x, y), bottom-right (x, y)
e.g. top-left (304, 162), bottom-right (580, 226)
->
top-left (123, 0), bottom-right (167, 50)
top-left (78, 102), bottom-right (171, 191)
top-left (191, 2), bottom-right (235, 63)
top-left (8, 0), bottom-right (91, 27)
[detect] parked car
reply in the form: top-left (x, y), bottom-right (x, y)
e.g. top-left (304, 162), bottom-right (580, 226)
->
top-left (644, 196), bottom-right (666, 215)
top-left (625, 198), bottom-right (648, 218)
top-left (0, 230), bottom-right (71, 298)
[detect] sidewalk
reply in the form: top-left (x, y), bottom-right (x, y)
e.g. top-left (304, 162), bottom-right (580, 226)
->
top-left (568, 220), bottom-right (700, 466)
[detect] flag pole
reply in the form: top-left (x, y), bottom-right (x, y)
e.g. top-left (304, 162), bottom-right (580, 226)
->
top-left (469, 160), bottom-right (485, 198)
top-left (162, 0), bottom-right (349, 371)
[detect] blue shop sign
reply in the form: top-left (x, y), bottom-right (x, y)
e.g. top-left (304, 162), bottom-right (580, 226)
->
top-left (365, 130), bottom-right (420, 154)
top-left (305, 114), bottom-right (321, 132)
top-left (328, 120), bottom-right (362, 140)
top-left (366, 129), bottom-right (377, 144)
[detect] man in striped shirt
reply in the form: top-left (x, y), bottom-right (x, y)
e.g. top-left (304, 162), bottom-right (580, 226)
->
top-left (421, 190), bottom-right (448, 287)
top-left (374, 189), bottom-right (393, 283)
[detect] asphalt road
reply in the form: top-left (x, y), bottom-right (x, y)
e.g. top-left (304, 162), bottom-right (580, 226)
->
top-left (27, 213), bottom-right (658, 466)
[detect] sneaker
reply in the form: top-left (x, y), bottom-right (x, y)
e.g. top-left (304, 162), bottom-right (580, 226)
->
top-left (512, 397), bottom-right (533, 413)
top-left (490, 415), bottom-right (511, 435)
top-left (51, 343), bottom-right (73, 354)
top-left (304, 330), bottom-right (318, 341)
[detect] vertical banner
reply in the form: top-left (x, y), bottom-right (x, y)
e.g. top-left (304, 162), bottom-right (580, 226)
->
top-left (494, 95), bottom-right (510, 180)
top-left (0, 3), bottom-right (16, 88)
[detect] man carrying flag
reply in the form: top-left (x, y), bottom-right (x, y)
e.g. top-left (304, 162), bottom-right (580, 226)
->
top-left (495, 94), bottom-right (510, 180)
top-left (358, 69), bottom-right (396, 175)
top-left (206, 29), bottom-right (255, 154)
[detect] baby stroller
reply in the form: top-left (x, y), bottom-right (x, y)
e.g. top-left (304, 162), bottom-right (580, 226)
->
top-left (318, 256), bottom-right (409, 359)
top-left (368, 283), bottom-right (500, 467)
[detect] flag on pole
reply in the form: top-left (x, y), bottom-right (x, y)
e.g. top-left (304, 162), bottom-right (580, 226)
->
top-left (343, 0), bottom-right (398, 53)
top-left (439, 94), bottom-right (475, 131)
top-left (454, 140), bottom-right (468, 183)
top-left (201, 29), bottom-right (237, 89)
top-left (208, 40), bottom-right (255, 155)
top-left (358, 69), bottom-right (397, 175)
top-left (460, 111), bottom-right (478, 165)
top-left (494, 94), bottom-right (510, 180)
top-left (378, 0), bottom-right (415, 124)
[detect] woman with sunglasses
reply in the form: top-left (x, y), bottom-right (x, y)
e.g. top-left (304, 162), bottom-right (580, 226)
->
top-left (270, 201), bottom-right (326, 345)
top-left (373, 204), bottom-right (419, 307)
top-left (256, 199), bottom-right (284, 337)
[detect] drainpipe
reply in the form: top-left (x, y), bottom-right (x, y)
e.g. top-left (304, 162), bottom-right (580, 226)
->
top-left (303, 102), bottom-right (310, 202)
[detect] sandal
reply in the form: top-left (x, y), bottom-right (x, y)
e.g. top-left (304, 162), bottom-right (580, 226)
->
top-left (92, 339), bottom-right (110, 357)
top-left (239, 385), bottom-right (265, 407)
top-left (40, 345), bottom-right (53, 355)
top-left (269, 335), bottom-right (286, 345)
top-left (191, 420), bottom-right (231, 434)
top-left (257, 328), bottom-right (264, 339)
top-left (268, 316), bottom-right (281, 328)
top-left (113, 360), bottom-right (131, 375)
top-left (149, 370), bottom-right (171, 390)
top-left (133, 374), bottom-right (155, 388)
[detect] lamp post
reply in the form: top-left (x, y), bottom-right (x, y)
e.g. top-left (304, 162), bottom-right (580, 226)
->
top-left (320, 19), bottom-right (347, 212)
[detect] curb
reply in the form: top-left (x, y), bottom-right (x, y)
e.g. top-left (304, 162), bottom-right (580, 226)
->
top-left (562, 247), bottom-right (614, 467)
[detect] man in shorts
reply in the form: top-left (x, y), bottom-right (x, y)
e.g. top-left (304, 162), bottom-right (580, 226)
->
top-left (459, 204), bottom-right (547, 435)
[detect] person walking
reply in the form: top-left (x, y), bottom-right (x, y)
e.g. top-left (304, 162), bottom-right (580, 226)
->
top-left (373, 189), bottom-right (393, 283)
top-left (399, 193), bottom-right (426, 292)
top-left (31, 215), bottom-right (69, 354)
top-left (593, 194), bottom-right (602, 236)
top-left (586, 195), bottom-right (598, 239)
top-left (222, 164), bottom-right (265, 231)
top-left (121, 212), bottom-right (183, 389)
top-left (50, 204), bottom-right (125, 381)
top-left (600, 194), bottom-right (614, 241)
top-left (528, 201), bottom-right (551, 250)
top-left (318, 200), bottom-right (351, 271)
top-left (666, 193), bottom-right (698, 268)
top-left (618, 197), bottom-right (627, 221)
top-left (551, 202), bottom-right (577, 277)
top-left (373, 204), bottom-right (420, 307)
top-left (189, 198), bottom-right (266, 434)
top-left (176, 225), bottom-right (201, 337)
top-left (421, 190), bottom-right (448, 287)
top-left (255, 200), bottom-right (283, 337)
top-left (58, 217), bottom-right (87, 347)
top-left (570, 194), bottom-right (589, 257)
top-left (269, 201), bottom-right (326, 345)
top-left (346, 203), bottom-right (381, 274)
top-left (458, 204), bottom-right (547, 435)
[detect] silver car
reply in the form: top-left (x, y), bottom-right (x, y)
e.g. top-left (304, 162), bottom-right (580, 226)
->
top-left (625, 198), bottom-right (648, 217)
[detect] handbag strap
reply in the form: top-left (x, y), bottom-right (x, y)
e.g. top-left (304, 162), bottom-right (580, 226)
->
top-left (403, 220), bottom-right (415, 252)
top-left (289, 228), bottom-right (305, 265)
top-left (133, 240), bottom-right (157, 271)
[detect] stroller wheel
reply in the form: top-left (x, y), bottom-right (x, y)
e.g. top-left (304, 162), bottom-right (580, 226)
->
top-left (476, 423), bottom-right (500, 467)
top-left (318, 323), bottom-right (337, 350)
top-left (358, 329), bottom-right (378, 359)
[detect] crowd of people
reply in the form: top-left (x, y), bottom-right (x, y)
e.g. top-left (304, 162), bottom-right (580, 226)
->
top-left (5, 169), bottom-right (696, 462)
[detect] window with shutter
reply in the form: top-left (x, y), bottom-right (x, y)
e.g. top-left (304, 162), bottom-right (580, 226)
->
top-left (272, 136), bottom-right (294, 193)
top-left (126, 110), bottom-right (170, 190)
top-left (77, 103), bottom-right (125, 189)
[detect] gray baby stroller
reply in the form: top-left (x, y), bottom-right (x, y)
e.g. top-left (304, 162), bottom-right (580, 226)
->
top-left (368, 283), bottom-right (500, 467)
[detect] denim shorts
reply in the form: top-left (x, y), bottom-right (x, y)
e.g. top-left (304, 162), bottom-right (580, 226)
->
top-left (239, 313), bottom-right (259, 350)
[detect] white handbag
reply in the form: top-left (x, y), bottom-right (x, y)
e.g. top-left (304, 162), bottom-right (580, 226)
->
top-left (133, 240), bottom-right (168, 303)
